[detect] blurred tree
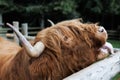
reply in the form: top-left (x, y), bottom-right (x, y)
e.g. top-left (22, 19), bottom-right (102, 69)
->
top-left (0, 0), bottom-right (13, 13)
top-left (0, 0), bottom-right (12, 24)
top-left (1, 0), bottom-right (120, 29)
top-left (104, 0), bottom-right (120, 15)
top-left (78, 0), bottom-right (120, 15)
top-left (77, 0), bottom-right (120, 30)
top-left (10, 0), bottom-right (79, 27)
top-left (0, 0), bottom-right (24, 24)
top-left (101, 0), bottom-right (120, 30)
top-left (50, 0), bottom-right (79, 18)
top-left (83, 0), bottom-right (103, 13)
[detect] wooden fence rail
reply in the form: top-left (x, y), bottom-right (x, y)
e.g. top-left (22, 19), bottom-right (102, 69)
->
top-left (1, 21), bottom-right (120, 40)
top-left (5, 21), bottom-right (36, 42)
top-left (64, 49), bottom-right (120, 80)
top-left (107, 30), bottom-right (120, 40)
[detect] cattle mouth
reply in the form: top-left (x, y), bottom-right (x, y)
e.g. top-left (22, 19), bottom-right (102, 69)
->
top-left (98, 42), bottom-right (114, 60)
top-left (100, 42), bottom-right (114, 54)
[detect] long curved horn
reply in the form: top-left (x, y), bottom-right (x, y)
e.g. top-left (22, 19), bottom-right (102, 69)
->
top-left (47, 19), bottom-right (55, 26)
top-left (6, 23), bottom-right (45, 57)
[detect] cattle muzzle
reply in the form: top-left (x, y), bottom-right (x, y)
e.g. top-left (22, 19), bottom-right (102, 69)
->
top-left (98, 26), bottom-right (106, 33)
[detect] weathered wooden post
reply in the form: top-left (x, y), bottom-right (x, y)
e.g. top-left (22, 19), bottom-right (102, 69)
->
top-left (0, 13), bottom-right (2, 26)
top-left (13, 21), bottom-right (19, 44)
top-left (21, 23), bottom-right (28, 37)
top-left (118, 25), bottom-right (120, 40)
top-left (21, 23), bottom-right (35, 40)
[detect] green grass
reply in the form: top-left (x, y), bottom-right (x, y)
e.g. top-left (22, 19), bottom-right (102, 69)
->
top-left (107, 40), bottom-right (120, 80)
top-left (107, 40), bottom-right (120, 48)
top-left (112, 73), bottom-right (120, 80)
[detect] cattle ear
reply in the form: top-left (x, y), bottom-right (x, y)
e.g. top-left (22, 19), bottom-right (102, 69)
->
top-left (74, 18), bottom-right (83, 23)
top-left (95, 22), bottom-right (99, 26)
top-left (79, 18), bottom-right (83, 22)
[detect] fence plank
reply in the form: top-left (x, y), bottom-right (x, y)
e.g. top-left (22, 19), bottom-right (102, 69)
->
top-left (63, 50), bottom-right (120, 80)
top-left (13, 21), bottom-right (19, 44)
top-left (21, 23), bottom-right (28, 36)
top-left (107, 30), bottom-right (120, 40)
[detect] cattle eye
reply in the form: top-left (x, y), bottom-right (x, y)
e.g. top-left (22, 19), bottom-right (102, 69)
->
top-left (98, 26), bottom-right (104, 32)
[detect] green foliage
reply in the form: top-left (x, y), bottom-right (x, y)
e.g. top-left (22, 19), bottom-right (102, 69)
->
top-left (0, 0), bottom-right (13, 13)
top-left (52, 0), bottom-right (77, 14)
top-left (1, 0), bottom-right (120, 27)
top-left (1, 0), bottom-right (78, 19)
top-left (1, 0), bottom-right (120, 16)
top-left (1, 0), bottom-right (120, 15)
top-left (82, 0), bottom-right (103, 13)
top-left (23, 0), bottom-right (79, 17)
top-left (46, 0), bottom-right (80, 18)
top-left (91, 0), bottom-right (103, 13)
top-left (79, 0), bottom-right (120, 15)
top-left (108, 0), bottom-right (120, 14)
top-left (25, 5), bottom-right (45, 13)
top-left (107, 40), bottom-right (120, 48)
top-left (112, 72), bottom-right (120, 80)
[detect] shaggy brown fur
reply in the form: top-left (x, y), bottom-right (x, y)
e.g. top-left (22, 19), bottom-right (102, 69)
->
top-left (0, 19), bottom-right (107, 80)
top-left (0, 37), bottom-right (21, 78)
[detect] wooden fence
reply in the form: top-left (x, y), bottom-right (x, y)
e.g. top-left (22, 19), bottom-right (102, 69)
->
top-left (64, 49), bottom-right (120, 80)
top-left (107, 30), bottom-right (120, 40)
top-left (0, 21), bottom-right (40, 42)
top-left (0, 21), bottom-right (120, 40)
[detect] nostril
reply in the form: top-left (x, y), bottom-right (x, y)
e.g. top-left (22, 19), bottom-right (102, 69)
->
top-left (99, 27), bottom-right (104, 32)
top-left (101, 28), bottom-right (104, 32)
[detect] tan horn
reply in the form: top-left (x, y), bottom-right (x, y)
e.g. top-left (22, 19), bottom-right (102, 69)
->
top-left (6, 23), bottom-right (45, 57)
